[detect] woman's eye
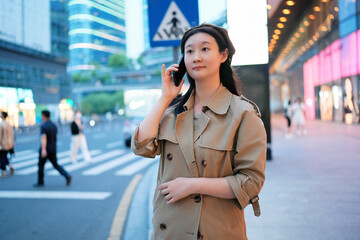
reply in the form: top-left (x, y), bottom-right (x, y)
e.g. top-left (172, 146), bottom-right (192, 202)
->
top-left (202, 47), bottom-right (208, 51)
top-left (186, 50), bottom-right (193, 54)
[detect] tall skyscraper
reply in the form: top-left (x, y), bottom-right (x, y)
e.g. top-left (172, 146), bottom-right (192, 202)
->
top-left (67, 0), bottom-right (126, 72)
top-left (51, 0), bottom-right (69, 61)
top-left (0, 0), bottom-right (71, 127)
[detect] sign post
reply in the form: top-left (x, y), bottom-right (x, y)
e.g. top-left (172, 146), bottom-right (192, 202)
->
top-left (148, 0), bottom-right (199, 62)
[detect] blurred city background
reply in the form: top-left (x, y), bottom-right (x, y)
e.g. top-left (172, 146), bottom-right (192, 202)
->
top-left (0, 0), bottom-right (359, 240)
top-left (0, 0), bottom-right (359, 128)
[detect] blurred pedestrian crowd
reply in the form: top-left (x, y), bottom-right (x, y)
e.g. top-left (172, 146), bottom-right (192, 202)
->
top-left (0, 109), bottom-right (93, 188)
top-left (284, 97), bottom-right (307, 139)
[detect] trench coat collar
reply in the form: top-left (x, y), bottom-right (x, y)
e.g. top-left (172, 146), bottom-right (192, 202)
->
top-left (204, 84), bottom-right (232, 115)
top-left (183, 84), bottom-right (232, 115)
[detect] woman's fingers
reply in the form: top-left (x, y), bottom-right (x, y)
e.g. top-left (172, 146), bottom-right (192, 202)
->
top-left (163, 64), bottom-right (180, 76)
top-left (160, 188), bottom-right (170, 195)
top-left (166, 197), bottom-right (176, 204)
top-left (165, 194), bottom-right (172, 201)
top-left (161, 64), bottom-right (166, 78)
top-left (158, 184), bottom-right (167, 190)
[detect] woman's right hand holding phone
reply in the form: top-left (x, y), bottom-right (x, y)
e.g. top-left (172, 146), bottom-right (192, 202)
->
top-left (161, 64), bottom-right (184, 101)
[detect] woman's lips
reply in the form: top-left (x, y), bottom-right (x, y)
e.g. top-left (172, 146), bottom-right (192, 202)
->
top-left (193, 66), bottom-right (205, 70)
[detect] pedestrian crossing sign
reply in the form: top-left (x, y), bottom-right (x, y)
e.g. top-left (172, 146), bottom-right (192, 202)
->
top-left (148, 0), bottom-right (199, 47)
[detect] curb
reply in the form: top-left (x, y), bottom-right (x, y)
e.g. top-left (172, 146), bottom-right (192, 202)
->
top-left (122, 160), bottom-right (158, 240)
top-left (108, 174), bottom-right (142, 240)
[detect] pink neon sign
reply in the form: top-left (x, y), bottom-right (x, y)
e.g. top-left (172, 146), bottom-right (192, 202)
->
top-left (341, 31), bottom-right (357, 78)
top-left (303, 30), bottom-right (360, 120)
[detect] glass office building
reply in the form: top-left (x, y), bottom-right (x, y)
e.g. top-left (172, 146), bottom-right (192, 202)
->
top-left (67, 0), bottom-right (126, 72)
top-left (0, 0), bottom-right (71, 127)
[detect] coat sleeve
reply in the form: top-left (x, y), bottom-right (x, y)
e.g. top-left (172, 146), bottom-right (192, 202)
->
top-left (225, 109), bottom-right (267, 210)
top-left (131, 126), bottom-right (161, 158)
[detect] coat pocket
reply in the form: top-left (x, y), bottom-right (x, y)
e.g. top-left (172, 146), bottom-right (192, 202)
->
top-left (198, 133), bottom-right (234, 151)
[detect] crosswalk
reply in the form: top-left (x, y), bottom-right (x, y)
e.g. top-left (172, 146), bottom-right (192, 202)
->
top-left (9, 148), bottom-right (158, 177)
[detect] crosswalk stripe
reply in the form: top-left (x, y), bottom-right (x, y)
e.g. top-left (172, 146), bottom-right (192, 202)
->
top-left (48, 149), bottom-right (126, 175)
top-left (12, 158), bottom-right (38, 169)
top-left (12, 150), bottom-right (71, 169)
top-left (82, 153), bottom-right (138, 176)
top-left (106, 141), bottom-right (122, 148)
top-left (115, 158), bottom-right (158, 176)
top-left (0, 191), bottom-right (112, 200)
top-left (12, 150), bottom-right (34, 157)
top-left (12, 150), bottom-right (71, 168)
top-left (15, 150), bottom-right (101, 175)
top-left (12, 153), bottom-right (39, 163)
top-left (12, 150), bottom-right (71, 164)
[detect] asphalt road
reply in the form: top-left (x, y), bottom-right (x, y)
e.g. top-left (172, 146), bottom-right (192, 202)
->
top-left (0, 120), bottom-right (156, 240)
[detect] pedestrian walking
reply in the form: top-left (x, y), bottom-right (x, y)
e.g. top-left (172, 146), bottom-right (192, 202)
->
top-left (292, 97), bottom-right (307, 135)
top-left (0, 111), bottom-right (15, 177)
top-left (285, 100), bottom-right (293, 138)
top-left (34, 110), bottom-right (71, 187)
top-left (131, 23), bottom-right (267, 240)
top-left (70, 110), bottom-right (92, 163)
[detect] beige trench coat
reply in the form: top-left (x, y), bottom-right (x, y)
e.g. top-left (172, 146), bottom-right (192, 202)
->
top-left (132, 85), bottom-right (266, 240)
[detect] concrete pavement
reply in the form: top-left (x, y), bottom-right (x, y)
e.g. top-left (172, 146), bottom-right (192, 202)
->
top-left (123, 114), bottom-right (360, 240)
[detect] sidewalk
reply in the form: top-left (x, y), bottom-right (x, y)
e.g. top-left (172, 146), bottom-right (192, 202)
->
top-left (246, 115), bottom-right (360, 240)
top-left (123, 114), bottom-right (360, 240)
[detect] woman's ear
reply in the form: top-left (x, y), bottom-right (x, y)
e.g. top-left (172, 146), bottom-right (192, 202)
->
top-left (221, 48), bottom-right (229, 63)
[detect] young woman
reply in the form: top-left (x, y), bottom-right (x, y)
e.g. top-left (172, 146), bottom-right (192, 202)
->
top-left (131, 23), bottom-right (266, 240)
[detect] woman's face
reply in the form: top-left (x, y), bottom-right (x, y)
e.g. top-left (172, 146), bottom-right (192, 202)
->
top-left (184, 32), bottom-right (228, 82)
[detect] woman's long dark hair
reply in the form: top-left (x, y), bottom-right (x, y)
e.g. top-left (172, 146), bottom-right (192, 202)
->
top-left (172, 23), bottom-right (241, 115)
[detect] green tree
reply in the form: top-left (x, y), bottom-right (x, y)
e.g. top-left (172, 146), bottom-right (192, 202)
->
top-left (80, 91), bottom-right (124, 115)
top-left (72, 72), bottom-right (91, 83)
top-left (107, 53), bottom-right (129, 68)
top-left (113, 90), bottom-right (125, 109)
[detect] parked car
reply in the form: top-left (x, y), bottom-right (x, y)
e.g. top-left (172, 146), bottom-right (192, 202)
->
top-left (123, 117), bottom-right (143, 147)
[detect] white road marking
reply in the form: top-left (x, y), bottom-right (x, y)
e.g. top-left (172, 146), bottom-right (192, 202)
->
top-left (15, 150), bottom-right (101, 175)
top-left (12, 153), bottom-right (39, 163)
top-left (108, 174), bottom-right (142, 240)
top-left (115, 158), bottom-right (158, 176)
top-left (0, 191), bottom-right (112, 200)
top-left (11, 151), bottom-right (70, 164)
top-left (48, 149), bottom-right (126, 175)
top-left (12, 151), bottom-right (71, 168)
top-left (12, 150), bottom-right (34, 157)
top-left (82, 153), bottom-right (137, 175)
top-left (106, 141), bottom-right (123, 148)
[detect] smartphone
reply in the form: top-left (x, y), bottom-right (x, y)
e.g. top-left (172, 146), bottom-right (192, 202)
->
top-left (171, 55), bottom-right (186, 87)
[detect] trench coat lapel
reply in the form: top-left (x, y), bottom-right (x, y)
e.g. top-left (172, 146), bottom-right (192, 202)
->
top-left (194, 113), bottom-right (209, 142)
top-left (175, 93), bottom-right (199, 178)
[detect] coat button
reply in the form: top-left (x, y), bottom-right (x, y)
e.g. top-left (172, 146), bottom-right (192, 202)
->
top-left (201, 160), bottom-right (207, 167)
top-left (197, 232), bottom-right (204, 239)
top-left (194, 195), bottom-right (201, 203)
top-left (160, 223), bottom-right (166, 230)
top-left (167, 153), bottom-right (173, 160)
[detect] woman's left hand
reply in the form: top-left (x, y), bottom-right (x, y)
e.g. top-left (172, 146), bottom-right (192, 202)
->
top-left (158, 177), bottom-right (194, 204)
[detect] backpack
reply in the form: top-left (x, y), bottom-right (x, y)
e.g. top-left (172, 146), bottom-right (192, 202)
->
top-left (71, 121), bottom-right (80, 135)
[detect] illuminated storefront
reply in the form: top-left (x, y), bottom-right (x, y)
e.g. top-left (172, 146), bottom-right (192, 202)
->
top-left (0, 87), bottom-right (36, 127)
top-left (269, 0), bottom-right (360, 125)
